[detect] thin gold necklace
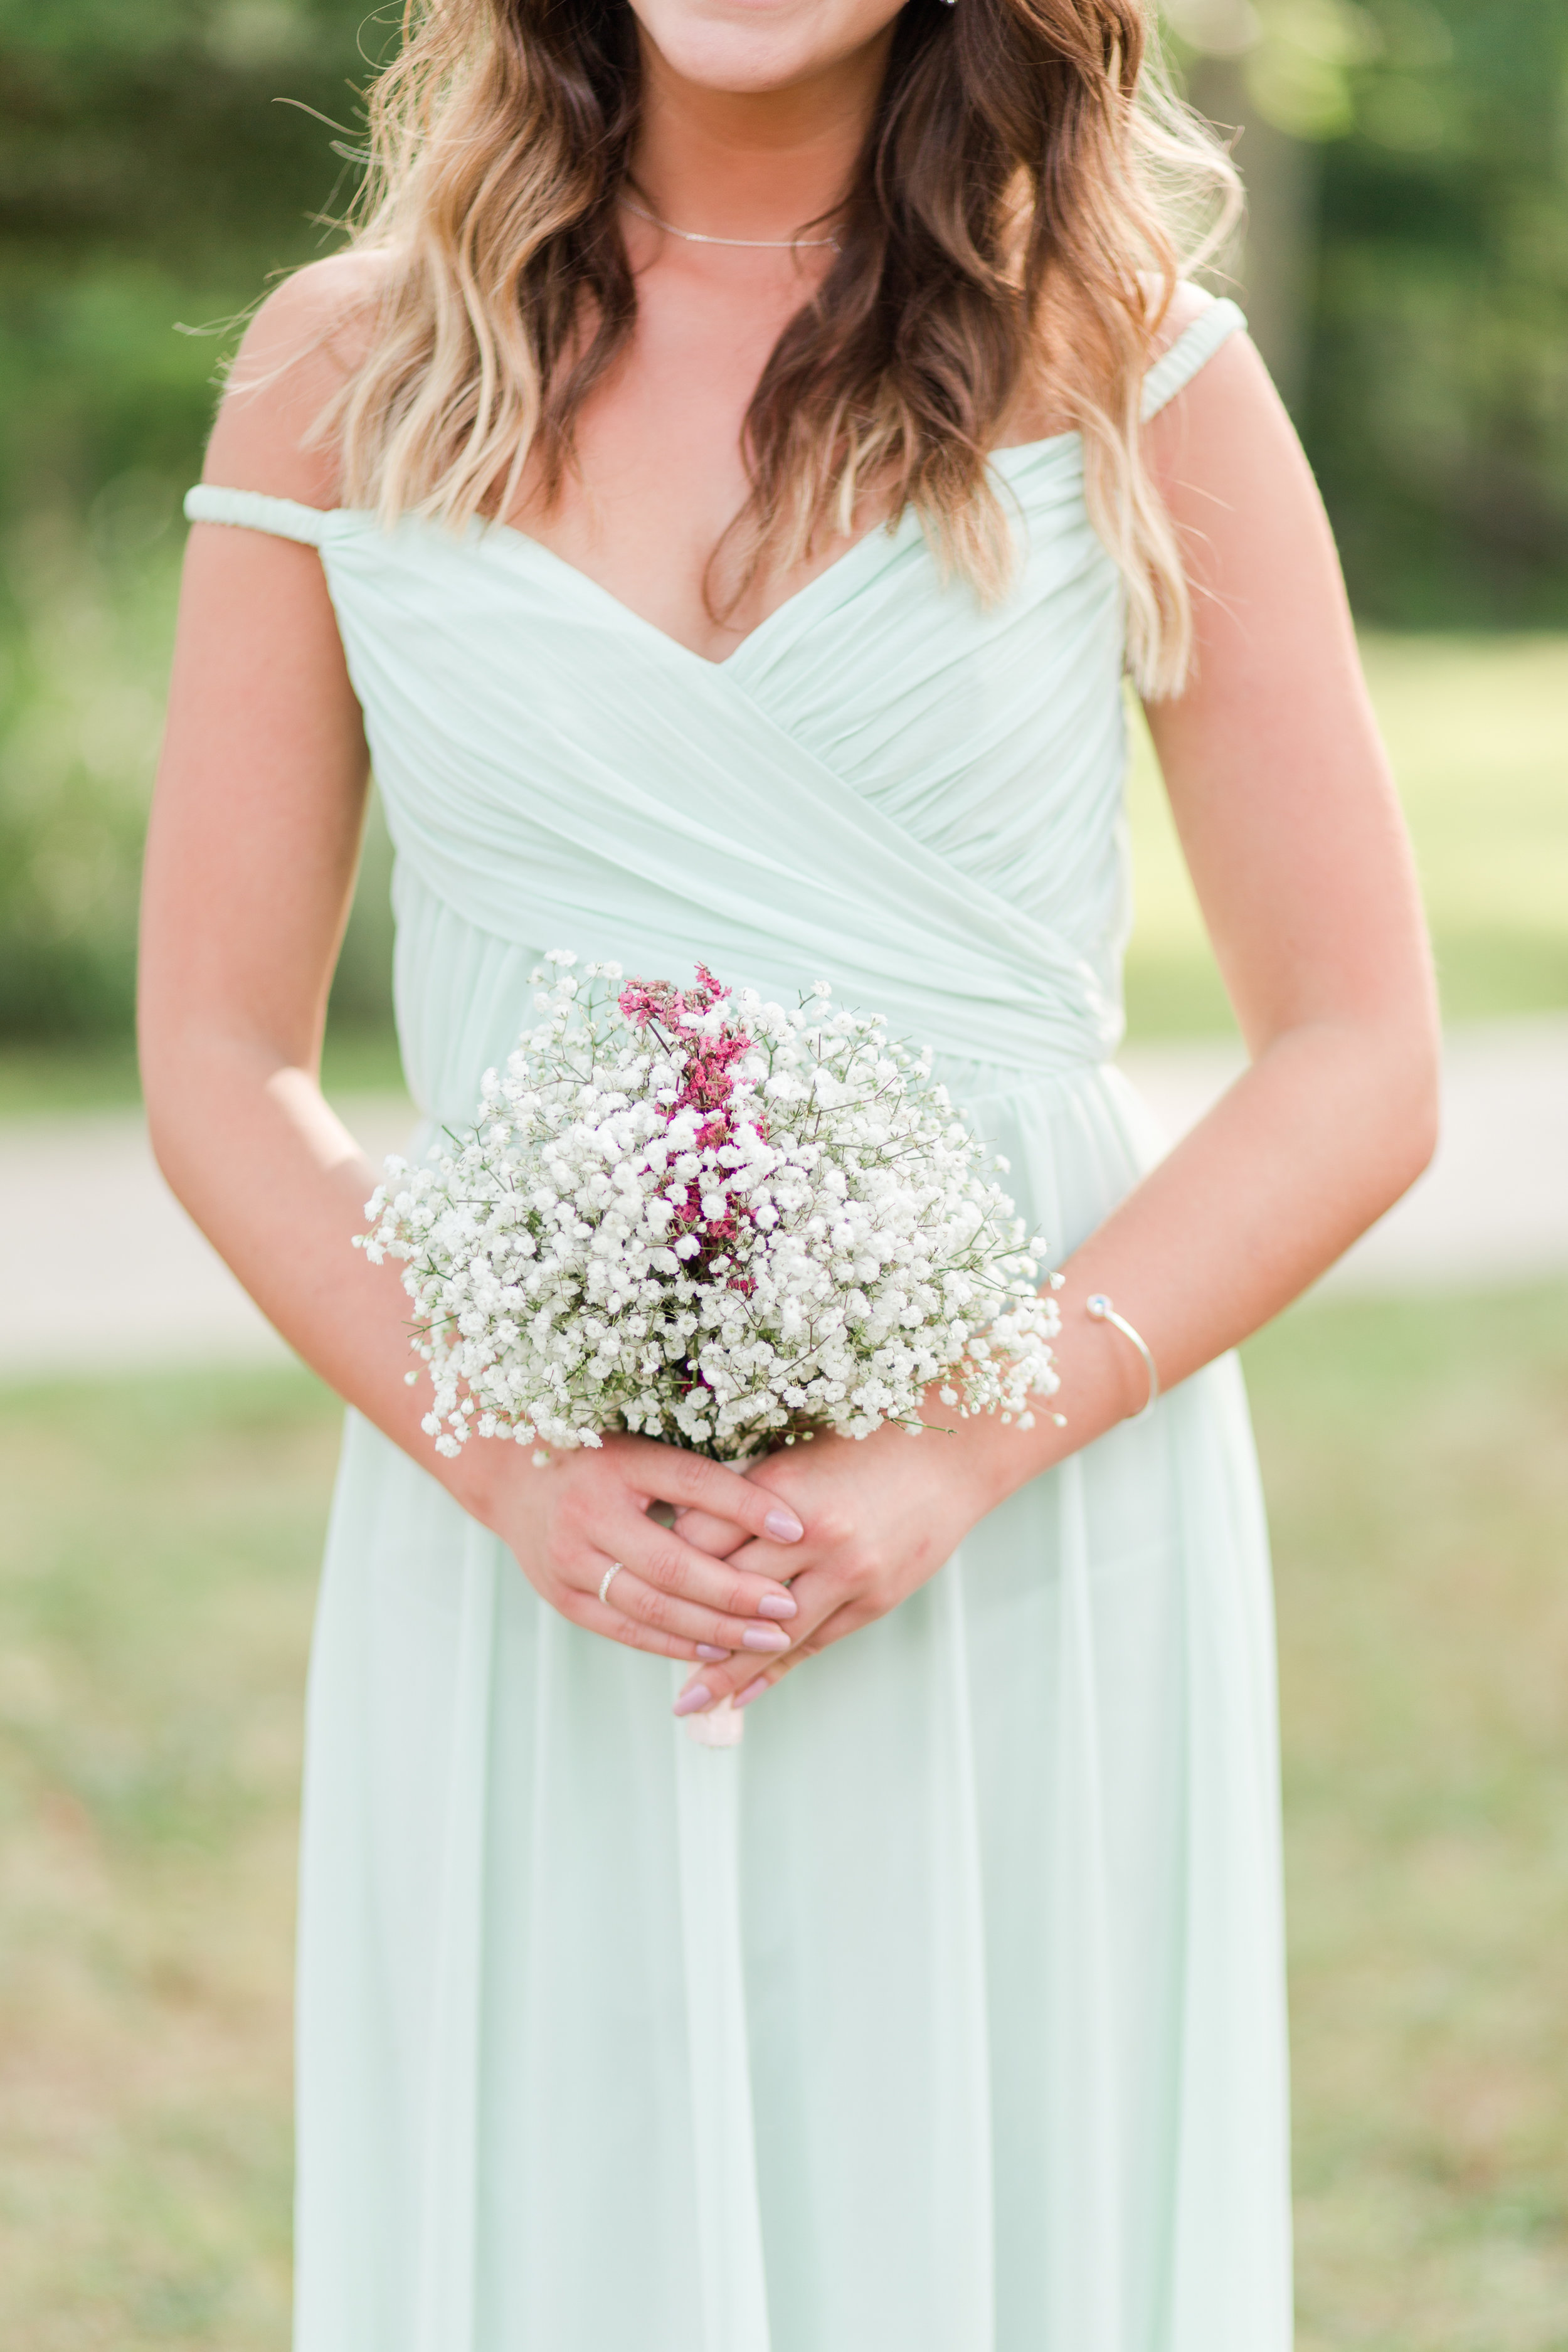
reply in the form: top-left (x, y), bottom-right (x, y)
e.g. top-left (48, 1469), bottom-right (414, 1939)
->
top-left (619, 196), bottom-right (841, 253)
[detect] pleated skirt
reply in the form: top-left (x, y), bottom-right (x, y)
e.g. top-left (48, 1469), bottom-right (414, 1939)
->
top-left (292, 1061), bottom-right (1293, 2352)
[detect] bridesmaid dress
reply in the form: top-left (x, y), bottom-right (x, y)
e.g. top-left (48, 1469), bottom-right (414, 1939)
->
top-left (186, 294), bottom-right (1292, 2352)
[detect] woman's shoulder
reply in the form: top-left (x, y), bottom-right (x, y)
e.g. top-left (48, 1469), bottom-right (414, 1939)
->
top-left (1141, 280), bottom-right (1302, 519)
top-left (1147, 278), bottom-right (1229, 357)
top-left (1140, 279), bottom-right (1270, 457)
top-left (201, 250), bottom-right (397, 510)
top-left (1002, 280), bottom-right (1246, 447)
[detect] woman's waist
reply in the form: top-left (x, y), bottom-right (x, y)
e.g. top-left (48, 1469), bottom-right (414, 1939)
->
top-left (385, 866), bottom-right (1133, 1138)
top-left (388, 850), bottom-right (1128, 1119)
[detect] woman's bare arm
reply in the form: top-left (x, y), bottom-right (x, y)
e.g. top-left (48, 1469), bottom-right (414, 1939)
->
top-left (675, 328), bottom-right (1441, 1712)
top-left (140, 262), bottom-right (808, 1660)
top-left (1123, 322), bottom-right (1439, 1342)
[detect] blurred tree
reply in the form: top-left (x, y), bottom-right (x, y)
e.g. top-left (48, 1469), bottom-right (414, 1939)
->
top-left (0, 0), bottom-right (374, 511)
top-left (3, 0), bottom-right (1565, 618)
top-left (0, 3), bottom-right (392, 1040)
top-left (1167, 0), bottom-right (1568, 623)
top-left (0, 0), bottom-right (369, 257)
top-left (1314, 0), bottom-right (1568, 622)
top-left (1164, 0), bottom-right (1379, 410)
top-left (0, 0), bottom-right (1564, 1043)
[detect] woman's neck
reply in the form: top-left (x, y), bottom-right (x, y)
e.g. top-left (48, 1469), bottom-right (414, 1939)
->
top-left (631, 30), bottom-right (891, 243)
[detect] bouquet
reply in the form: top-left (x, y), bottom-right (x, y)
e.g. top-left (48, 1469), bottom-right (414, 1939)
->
top-left (359, 953), bottom-right (1062, 1466)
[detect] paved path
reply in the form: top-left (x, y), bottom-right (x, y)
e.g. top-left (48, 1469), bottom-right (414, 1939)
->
top-left (3, 1017), bottom-right (1564, 1374)
top-left (1, 1095), bottom-right (418, 1374)
top-left (1121, 1014), bottom-right (1568, 1293)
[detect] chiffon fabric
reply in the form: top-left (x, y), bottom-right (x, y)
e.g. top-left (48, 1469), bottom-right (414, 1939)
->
top-left (186, 292), bottom-right (1292, 2352)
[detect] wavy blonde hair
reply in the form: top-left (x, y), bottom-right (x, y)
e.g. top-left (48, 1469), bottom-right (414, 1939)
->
top-left (324, 0), bottom-right (1239, 694)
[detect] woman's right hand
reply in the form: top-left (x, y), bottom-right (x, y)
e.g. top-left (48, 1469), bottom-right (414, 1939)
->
top-left (474, 1433), bottom-right (805, 1665)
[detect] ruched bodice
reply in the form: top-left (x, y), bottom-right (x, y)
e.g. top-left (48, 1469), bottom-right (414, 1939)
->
top-left (187, 297), bottom-right (1240, 1126)
top-left (185, 294), bottom-right (1291, 2352)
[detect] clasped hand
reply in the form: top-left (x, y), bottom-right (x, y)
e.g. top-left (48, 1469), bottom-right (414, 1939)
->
top-left (667, 1421), bottom-right (1002, 1717)
top-left (483, 1423), bottom-right (1005, 1718)
top-left (484, 1432), bottom-right (807, 1662)
top-left (484, 1421), bottom-right (1006, 1722)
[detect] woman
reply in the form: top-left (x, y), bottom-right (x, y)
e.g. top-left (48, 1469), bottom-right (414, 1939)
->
top-left (140, 0), bottom-right (1438, 2341)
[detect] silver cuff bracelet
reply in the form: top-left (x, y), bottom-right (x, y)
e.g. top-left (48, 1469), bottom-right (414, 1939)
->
top-left (1085, 1293), bottom-right (1160, 1423)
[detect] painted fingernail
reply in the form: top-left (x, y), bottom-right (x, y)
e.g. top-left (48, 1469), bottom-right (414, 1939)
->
top-left (742, 1626), bottom-right (790, 1653)
top-left (756, 1592), bottom-right (797, 1620)
top-left (734, 1677), bottom-right (769, 1708)
top-left (696, 1643), bottom-right (729, 1662)
top-left (674, 1683), bottom-right (712, 1717)
top-left (765, 1507), bottom-right (804, 1542)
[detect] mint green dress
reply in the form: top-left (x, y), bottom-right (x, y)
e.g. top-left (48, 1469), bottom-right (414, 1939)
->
top-left (187, 295), bottom-right (1291, 2352)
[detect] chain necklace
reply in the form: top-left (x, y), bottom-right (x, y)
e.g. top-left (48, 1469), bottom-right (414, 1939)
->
top-left (619, 196), bottom-right (842, 253)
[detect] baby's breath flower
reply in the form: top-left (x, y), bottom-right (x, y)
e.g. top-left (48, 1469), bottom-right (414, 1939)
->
top-left (361, 961), bottom-right (1061, 1460)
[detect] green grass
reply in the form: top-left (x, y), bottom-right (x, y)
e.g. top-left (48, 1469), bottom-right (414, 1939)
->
top-left (1123, 634), bottom-right (1568, 1038)
top-left (1, 1292), bottom-right (1566, 2344)
top-left (0, 1025), bottom-right (411, 1123)
top-left (0, 1371), bottom-right (331, 2351)
top-left (1253, 1288), bottom-right (1568, 2350)
top-left (0, 1039), bottom-right (146, 1118)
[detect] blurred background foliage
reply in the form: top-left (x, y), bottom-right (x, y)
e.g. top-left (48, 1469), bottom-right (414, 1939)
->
top-left (1, 18), bottom-right (1565, 2344)
top-left (0, 0), bottom-right (1565, 1051)
top-left (1170, 0), bottom-right (1568, 622)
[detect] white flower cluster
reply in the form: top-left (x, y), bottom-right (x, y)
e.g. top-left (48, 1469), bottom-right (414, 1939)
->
top-left (359, 955), bottom-right (1061, 1462)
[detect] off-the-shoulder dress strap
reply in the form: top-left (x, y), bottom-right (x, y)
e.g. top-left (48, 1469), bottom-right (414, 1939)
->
top-left (184, 484), bottom-right (336, 544)
top-left (1140, 295), bottom-right (1247, 422)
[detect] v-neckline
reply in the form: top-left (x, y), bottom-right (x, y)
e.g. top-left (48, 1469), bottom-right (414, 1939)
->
top-left (473, 505), bottom-right (899, 675)
top-left (465, 428), bottom-right (1080, 674)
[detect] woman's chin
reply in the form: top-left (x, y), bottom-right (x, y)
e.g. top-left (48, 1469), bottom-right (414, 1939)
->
top-left (633, 0), bottom-right (899, 98)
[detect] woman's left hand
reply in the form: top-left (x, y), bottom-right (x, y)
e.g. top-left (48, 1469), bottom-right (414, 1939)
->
top-left (669, 1419), bottom-right (1003, 1718)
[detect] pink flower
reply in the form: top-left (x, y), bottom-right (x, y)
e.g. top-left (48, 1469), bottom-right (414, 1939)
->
top-left (619, 965), bottom-right (761, 1286)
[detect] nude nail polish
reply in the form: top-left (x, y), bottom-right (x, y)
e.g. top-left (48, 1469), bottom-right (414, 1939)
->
top-left (696, 1644), bottom-right (729, 1661)
top-left (734, 1677), bottom-right (769, 1708)
top-left (673, 1683), bottom-right (712, 1717)
top-left (756, 1592), bottom-right (797, 1620)
top-left (742, 1626), bottom-right (790, 1653)
top-left (764, 1507), bottom-right (804, 1542)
